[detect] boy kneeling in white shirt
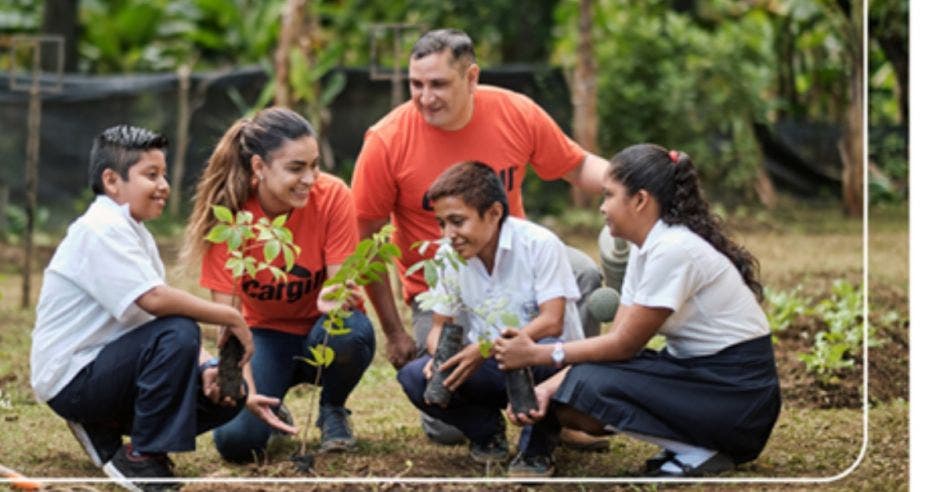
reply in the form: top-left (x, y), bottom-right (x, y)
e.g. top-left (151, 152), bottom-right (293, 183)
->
top-left (30, 125), bottom-right (270, 490)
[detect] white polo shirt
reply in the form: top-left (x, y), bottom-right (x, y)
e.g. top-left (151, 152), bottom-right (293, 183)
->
top-left (429, 217), bottom-right (584, 345)
top-left (30, 195), bottom-right (165, 402)
top-left (620, 220), bottom-right (769, 358)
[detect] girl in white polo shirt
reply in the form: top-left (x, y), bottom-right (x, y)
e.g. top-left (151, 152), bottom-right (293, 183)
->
top-left (494, 143), bottom-right (780, 477)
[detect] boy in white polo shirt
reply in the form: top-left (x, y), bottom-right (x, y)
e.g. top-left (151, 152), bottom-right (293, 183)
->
top-left (396, 161), bottom-right (583, 478)
top-left (30, 125), bottom-right (264, 489)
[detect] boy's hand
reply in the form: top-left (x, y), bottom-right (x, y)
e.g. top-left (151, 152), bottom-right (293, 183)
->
top-left (440, 344), bottom-right (484, 391)
top-left (247, 394), bottom-right (299, 435)
top-left (201, 365), bottom-right (243, 406)
top-left (493, 327), bottom-right (535, 370)
top-left (422, 356), bottom-right (434, 380)
top-left (218, 322), bottom-right (254, 367)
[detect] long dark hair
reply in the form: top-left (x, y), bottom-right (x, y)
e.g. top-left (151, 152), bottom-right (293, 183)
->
top-left (608, 144), bottom-right (763, 301)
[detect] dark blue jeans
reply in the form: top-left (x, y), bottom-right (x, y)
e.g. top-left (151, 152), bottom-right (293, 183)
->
top-left (396, 337), bottom-right (561, 456)
top-left (47, 316), bottom-right (243, 454)
top-left (213, 310), bottom-right (375, 462)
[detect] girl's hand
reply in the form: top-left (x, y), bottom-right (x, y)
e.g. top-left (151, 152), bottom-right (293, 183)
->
top-left (493, 328), bottom-right (536, 370)
top-left (506, 383), bottom-right (551, 426)
top-left (439, 344), bottom-right (485, 391)
top-left (246, 394), bottom-right (299, 435)
top-left (317, 282), bottom-right (363, 313)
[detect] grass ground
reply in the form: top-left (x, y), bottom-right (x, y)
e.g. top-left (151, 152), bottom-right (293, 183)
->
top-left (0, 201), bottom-right (908, 490)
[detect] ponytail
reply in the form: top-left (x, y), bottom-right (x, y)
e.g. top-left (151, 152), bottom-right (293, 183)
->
top-left (179, 120), bottom-right (252, 272)
top-left (609, 144), bottom-right (764, 301)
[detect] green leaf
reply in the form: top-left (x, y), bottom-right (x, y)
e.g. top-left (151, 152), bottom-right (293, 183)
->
top-left (272, 213), bottom-right (288, 227)
top-left (423, 262), bottom-right (438, 288)
top-left (478, 339), bottom-right (493, 358)
top-left (405, 260), bottom-right (426, 278)
top-left (211, 205), bottom-right (234, 224)
top-left (309, 345), bottom-right (335, 367)
top-left (226, 227), bottom-right (243, 252)
top-left (282, 245), bottom-right (296, 272)
top-left (236, 210), bottom-right (253, 225)
top-left (500, 312), bottom-right (520, 327)
top-left (205, 224), bottom-right (231, 244)
top-left (263, 239), bottom-right (281, 263)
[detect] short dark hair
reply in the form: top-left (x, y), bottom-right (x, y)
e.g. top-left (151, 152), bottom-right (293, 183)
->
top-left (89, 125), bottom-right (168, 194)
top-left (411, 28), bottom-right (476, 69)
top-left (427, 161), bottom-right (508, 225)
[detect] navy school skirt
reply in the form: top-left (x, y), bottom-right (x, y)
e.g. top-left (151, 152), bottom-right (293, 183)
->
top-left (553, 334), bottom-right (780, 464)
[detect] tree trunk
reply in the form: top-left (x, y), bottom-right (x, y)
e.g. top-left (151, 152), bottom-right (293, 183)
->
top-left (40, 0), bottom-right (78, 72)
top-left (275, 0), bottom-right (307, 107)
top-left (839, 1), bottom-right (864, 218)
top-left (570, 0), bottom-right (598, 208)
top-left (169, 64), bottom-right (191, 218)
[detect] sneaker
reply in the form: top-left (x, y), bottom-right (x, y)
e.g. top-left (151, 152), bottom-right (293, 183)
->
top-left (66, 420), bottom-right (122, 468)
top-left (508, 451), bottom-right (555, 478)
top-left (420, 411), bottom-right (466, 445)
top-left (468, 433), bottom-right (509, 464)
top-left (316, 404), bottom-right (356, 452)
top-left (559, 427), bottom-right (610, 452)
top-left (103, 444), bottom-right (177, 491)
top-left (652, 451), bottom-right (735, 477)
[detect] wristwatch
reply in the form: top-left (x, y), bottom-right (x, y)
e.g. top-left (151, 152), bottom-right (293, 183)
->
top-left (551, 342), bottom-right (565, 368)
top-left (199, 357), bottom-right (219, 373)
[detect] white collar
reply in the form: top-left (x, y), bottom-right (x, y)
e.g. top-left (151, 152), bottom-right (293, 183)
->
top-left (636, 219), bottom-right (668, 256)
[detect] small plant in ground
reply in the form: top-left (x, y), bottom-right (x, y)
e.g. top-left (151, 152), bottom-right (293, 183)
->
top-left (798, 280), bottom-right (882, 385)
top-left (764, 286), bottom-right (810, 343)
top-left (205, 205), bottom-right (300, 398)
top-left (292, 223), bottom-right (400, 462)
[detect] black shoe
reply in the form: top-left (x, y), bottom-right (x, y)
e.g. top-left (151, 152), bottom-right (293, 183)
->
top-left (507, 451), bottom-right (555, 478)
top-left (103, 444), bottom-right (178, 491)
top-left (66, 420), bottom-right (122, 468)
top-left (643, 448), bottom-right (676, 473)
top-left (469, 433), bottom-right (509, 464)
top-left (652, 452), bottom-right (735, 477)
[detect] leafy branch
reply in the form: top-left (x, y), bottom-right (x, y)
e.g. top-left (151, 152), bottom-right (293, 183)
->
top-left (408, 238), bottom-right (519, 358)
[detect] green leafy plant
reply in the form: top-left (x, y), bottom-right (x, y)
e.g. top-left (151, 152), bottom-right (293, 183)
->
top-left (407, 238), bottom-right (520, 358)
top-left (204, 204), bottom-right (300, 280)
top-left (291, 223), bottom-right (400, 459)
top-left (764, 286), bottom-right (810, 343)
top-left (797, 280), bottom-right (881, 384)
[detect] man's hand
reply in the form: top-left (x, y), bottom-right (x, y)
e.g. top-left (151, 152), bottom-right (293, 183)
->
top-left (246, 394), bottom-right (299, 435)
top-left (440, 343), bottom-right (485, 392)
top-left (385, 330), bottom-right (417, 370)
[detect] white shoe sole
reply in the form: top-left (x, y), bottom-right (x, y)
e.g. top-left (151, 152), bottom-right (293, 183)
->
top-left (66, 421), bottom-right (105, 468)
top-left (102, 461), bottom-right (144, 492)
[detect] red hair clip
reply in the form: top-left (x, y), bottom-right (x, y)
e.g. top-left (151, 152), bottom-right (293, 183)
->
top-left (668, 150), bottom-right (679, 163)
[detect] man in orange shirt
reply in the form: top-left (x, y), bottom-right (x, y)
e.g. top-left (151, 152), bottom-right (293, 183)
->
top-left (351, 28), bottom-right (609, 446)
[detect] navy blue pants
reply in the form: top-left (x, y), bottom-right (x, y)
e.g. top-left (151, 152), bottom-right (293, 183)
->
top-left (213, 310), bottom-right (375, 462)
top-left (47, 316), bottom-right (243, 454)
top-left (397, 337), bottom-right (561, 456)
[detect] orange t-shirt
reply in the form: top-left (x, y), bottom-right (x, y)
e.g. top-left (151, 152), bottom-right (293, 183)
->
top-left (351, 85), bottom-right (585, 303)
top-left (200, 173), bottom-right (358, 336)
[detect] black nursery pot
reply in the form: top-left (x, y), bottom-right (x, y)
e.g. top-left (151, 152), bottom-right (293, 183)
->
top-left (505, 367), bottom-right (538, 416)
top-left (423, 323), bottom-right (464, 407)
top-left (218, 337), bottom-right (244, 400)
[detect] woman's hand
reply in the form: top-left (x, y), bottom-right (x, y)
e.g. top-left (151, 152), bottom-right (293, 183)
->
top-left (317, 282), bottom-right (364, 313)
top-left (493, 327), bottom-right (536, 370)
top-left (506, 383), bottom-right (551, 426)
top-left (246, 394), bottom-right (299, 435)
top-left (439, 344), bottom-right (485, 392)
